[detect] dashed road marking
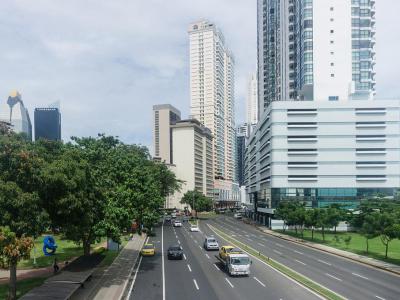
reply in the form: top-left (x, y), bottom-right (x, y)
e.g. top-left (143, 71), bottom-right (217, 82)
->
top-left (275, 243), bottom-right (284, 248)
top-left (325, 273), bottom-right (342, 282)
top-left (225, 278), bottom-right (234, 288)
top-left (253, 277), bottom-right (266, 287)
top-left (213, 263), bottom-right (220, 271)
top-left (294, 250), bottom-right (303, 255)
top-left (193, 279), bottom-right (199, 290)
top-left (273, 250), bottom-right (282, 255)
top-left (295, 259), bottom-right (306, 266)
top-left (187, 264), bottom-right (192, 272)
top-left (198, 245), bottom-right (202, 250)
top-left (352, 273), bottom-right (369, 280)
top-left (205, 254), bottom-right (210, 259)
top-left (178, 240), bottom-right (181, 245)
top-left (375, 296), bottom-right (386, 300)
top-left (317, 259), bottom-right (332, 266)
top-left (183, 254), bottom-right (187, 260)
top-left (257, 242), bottom-right (265, 247)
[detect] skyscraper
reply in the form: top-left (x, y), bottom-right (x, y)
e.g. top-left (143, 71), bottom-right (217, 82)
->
top-left (236, 124), bottom-right (248, 186)
top-left (246, 74), bottom-right (258, 127)
top-left (0, 91), bottom-right (32, 140)
top-left (257, 0), bottom-right (376, 117)
top-left (153, 104), bottom-right (181, 164)
top-left (189, 20), bottom-right (236, 181)
top-left (34, 107), bottom-right (61, 141)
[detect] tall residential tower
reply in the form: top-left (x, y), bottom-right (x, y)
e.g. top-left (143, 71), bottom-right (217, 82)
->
top-left (257, 0), bottom-right (376, 117)
top-left (188, 20), bottom-right (236, 182)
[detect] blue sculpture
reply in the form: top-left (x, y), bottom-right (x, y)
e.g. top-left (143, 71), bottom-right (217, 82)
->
top-left (43, 236), bottom-right (57, 256)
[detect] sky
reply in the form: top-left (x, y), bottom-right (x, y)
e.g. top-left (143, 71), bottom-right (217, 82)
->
top-left (0, 0), bottom-right (399, 149)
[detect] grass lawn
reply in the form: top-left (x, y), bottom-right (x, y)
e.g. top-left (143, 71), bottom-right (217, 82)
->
top-left (276, 229), bottom-right (400, 265)
top-left (18, 235), bottom-right (105, 269)
top-left (197, 211), bottom-right (217, 219)
top-left (0, 277), bottom-right (47, 299)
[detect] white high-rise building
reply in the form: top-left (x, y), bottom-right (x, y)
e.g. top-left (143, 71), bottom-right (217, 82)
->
top-left (189, 20), bottom-right (236, 182)
top-left (246, 74), bottom-right (258, 126)
top-left (257, 0), bottom-right (376, 117)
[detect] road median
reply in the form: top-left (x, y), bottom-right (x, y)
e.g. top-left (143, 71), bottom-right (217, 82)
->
top-left (208, 224), bottom-right (345, 300)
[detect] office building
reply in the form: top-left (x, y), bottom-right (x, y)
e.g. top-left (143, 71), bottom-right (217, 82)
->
top-left (34, 107), bottom-right (61, 141)
top-left (170, 119), bottom-right (214, 209)
top-left (0, 91), bottom-right (32, 140)
top-left (246, 74), bottom-right (258, 127)
top-left (245, 100), bottom-right (400, 225)
top-left (188, 20), bottom-right (236, 181)
top-left (236, 125), bottom-right (248, 186)
top-left (257, 0), bottom-right (376, 117)
top-left (153, 104), bottom-right (181, 164)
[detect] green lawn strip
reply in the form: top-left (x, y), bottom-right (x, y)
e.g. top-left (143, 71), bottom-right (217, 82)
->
top-left (209, 224), bottom-right (344, 300)
top-left (97, 235), bottom-right (130, 268)
top-left (0, 276), bottom-right (47, 299)
top-left (198, 212), bottom-right (217, 219)
top-left (189, 219), bottom-right (198, 225)
top-left (275, 229), bottom-right (400, 265)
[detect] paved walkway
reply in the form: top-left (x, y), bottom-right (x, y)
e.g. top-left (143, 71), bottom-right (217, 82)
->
top-left (254, 224), bottom-right (400, 275)
top-left (82, 234), bottom-right (146, 300)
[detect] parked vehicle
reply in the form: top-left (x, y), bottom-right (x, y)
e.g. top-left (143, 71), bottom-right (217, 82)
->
top-left (182, 216), bottom-right (190, 222)
top-left (233, 213), bottom-right (242, 219)
top-left (167, 245), bottom-right (183, 260)
top-left (203, 237), bottom-right (219, 250)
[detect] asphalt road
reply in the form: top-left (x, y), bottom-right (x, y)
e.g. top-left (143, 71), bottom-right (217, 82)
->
top-left (208, 215), bottom-right (400, 300)
top-left (129, 220), bottom-right (321, 300)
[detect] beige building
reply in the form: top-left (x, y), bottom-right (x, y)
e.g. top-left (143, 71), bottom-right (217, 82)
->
top-left (172, 119), bottom-right (214, 203)
top-left (152, 104), bottom-right (181, 164)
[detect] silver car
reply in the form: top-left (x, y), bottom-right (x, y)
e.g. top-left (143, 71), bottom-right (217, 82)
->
top-left (203, 237), bottom-right (219, 251)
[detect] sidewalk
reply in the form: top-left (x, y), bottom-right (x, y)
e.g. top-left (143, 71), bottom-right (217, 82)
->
top-left (254, 223), bottom-right (400, 276)
top-left (80, 234), bottom-right (146, 300)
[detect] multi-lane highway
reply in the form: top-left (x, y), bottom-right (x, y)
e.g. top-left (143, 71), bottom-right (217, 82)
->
top-left (129, 218), bottom-right (321, 300)
top-left (208, 216), bottom-right (400, 300)
top-left (128, 215), bottom-right (400, 300)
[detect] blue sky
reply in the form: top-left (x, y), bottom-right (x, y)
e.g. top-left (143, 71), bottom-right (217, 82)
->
top-left (0, 0), bottom-right (398, 149)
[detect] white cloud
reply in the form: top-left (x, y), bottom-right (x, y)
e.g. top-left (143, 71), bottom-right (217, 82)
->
top-left (0, 0), bottom-right (398, 148)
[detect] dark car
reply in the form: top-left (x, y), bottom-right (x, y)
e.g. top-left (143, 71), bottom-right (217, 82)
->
top-left (167, 245), bottom-right (183, 260)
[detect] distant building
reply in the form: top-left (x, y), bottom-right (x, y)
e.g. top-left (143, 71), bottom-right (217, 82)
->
top-left (0, 91), bottom-right (32, 140)
top-left (246, 74), bottom-right (258, 128)
top-left (153, 104), bottom-right (181, 164)
top-left (236, 124), bottom-right (249, 186)
top-left (34, 107), bottom-right (61, 141)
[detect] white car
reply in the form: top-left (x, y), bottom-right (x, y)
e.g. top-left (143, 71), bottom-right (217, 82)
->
top-left (173, 221), bottom-right (182, 227)
top-left (190, 225), bottom-right (199, 232)
top-left (234, 213), bottom-right (242, 219)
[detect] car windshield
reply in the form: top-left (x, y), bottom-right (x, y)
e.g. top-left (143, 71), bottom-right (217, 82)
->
top-left (207, 239), bottom-right (216, 243)
top-left (169, 246), bottom-right (181, 251)
top-left (229, 248), bottom-right (242, 253)
top-left (231, 257), bottom-right (250, 265)
top-left (143, 245), bottom-right (154, 249)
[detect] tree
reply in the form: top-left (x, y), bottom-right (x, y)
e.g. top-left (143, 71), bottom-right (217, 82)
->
top-left (376, 213), bottom-right (397, 259)
top-left (315, 209), bottom-right (329, 242)
top-left (0, 134), bottom-right (48, 300)
top-left (326, 207), bottom-right (342, 234)
top-left (360, 212), bottom-right (380, 254)
top-left (181, 190), bottom-right (213, 217)
top-left (305, 209), bottom-right (319, 240)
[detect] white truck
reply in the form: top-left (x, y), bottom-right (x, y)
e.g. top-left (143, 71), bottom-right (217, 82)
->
top-left (215, 252), bottom-right (251, 276)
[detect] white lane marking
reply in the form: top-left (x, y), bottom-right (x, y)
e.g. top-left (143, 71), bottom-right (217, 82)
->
top-left (225, 278), bottom-right (234, 288)
top-left (178, 240), bottom-right (181, 245)
top-left (205, 254), bottom-right (210, 259)
top-left (257, 242), bottom-right (265, 247)
top-left (187, 264), bottom-right (192, 272)
top-left (194, 240), bottom-right (198, 244)
top-left (231, 235), bottom-right (236, 237)
top-left (213, 263), bottom-right (220, 271)
top-left (375, 296), bottom-right (386, 300)
top-left (294, 250), bottom-right (303, 255)
top-left (325, 273), bottom-right (342, 282)
top-left (126, 254), bottom-right (143, 299)
top-left (273, 250), bottom-right (282, 255)
top-left (183, 254), bottom-right (187, 260)
top-left (352, 273), bottom-right (369, 280)
top-left (275, 243), bottom-right (284, 248)
top-left (245, 234), bottom-right (250, 237)
top-left (193, 279), bottom-right (199, 290)
top-left (198, 245), bottom-right (202, 250)
top-left (253, 277), bottom-right (266, 287)
top-left (317, 259), bottom-right (332, 266)
top-left (247, 238), bottom-right (254, 242)
top-left (175, 235), bottom-right (178, 239)
top-left (162, 224), bottom-right (166, 300)
top-left (295, 259), bottom-right (307, 266)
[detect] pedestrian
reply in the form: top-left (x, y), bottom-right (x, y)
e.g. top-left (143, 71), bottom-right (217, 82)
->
top-left (53, 257), bottom-right (59, 274)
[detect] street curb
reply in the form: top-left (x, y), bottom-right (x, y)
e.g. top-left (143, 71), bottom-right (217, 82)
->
top-left (117, 234), bottom-right (147, 300)
top-left (252, 224), bottom-right (400, 277)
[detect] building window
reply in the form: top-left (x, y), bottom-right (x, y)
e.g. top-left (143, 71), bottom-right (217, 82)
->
top-left (331, 74), bottom-right (335, 77)
top-left (330, 30), bottom-right (334, 34)
top-left (329, 96), bottom-right (339, 101)
top-left (331, 62), bottom-right (334, 66)
top-left (330, 7), bottom-right (334, 11)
